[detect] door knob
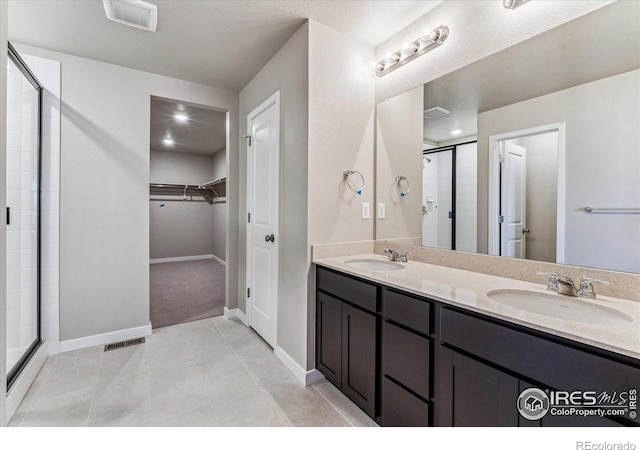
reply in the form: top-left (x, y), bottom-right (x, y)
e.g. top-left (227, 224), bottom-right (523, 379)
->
top-left (265, 234), bottom-right (275, 243)
top-left (522, 228), bottom-right (530, 234)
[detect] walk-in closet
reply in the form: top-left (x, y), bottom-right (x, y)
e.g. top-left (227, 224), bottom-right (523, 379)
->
top-left (149, 96), bottom-right (227, 329)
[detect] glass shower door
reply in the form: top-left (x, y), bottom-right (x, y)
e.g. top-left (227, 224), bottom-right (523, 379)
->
top-left (6, 45), bottom-right (42, 388)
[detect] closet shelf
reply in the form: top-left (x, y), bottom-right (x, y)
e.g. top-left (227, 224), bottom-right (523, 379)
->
top-left (150, 178), bottom-right (226, 204)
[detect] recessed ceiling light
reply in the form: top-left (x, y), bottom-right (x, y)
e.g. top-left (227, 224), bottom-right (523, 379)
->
top-left (451, 129), bottom-right (462, 135)
top-left (174, 113), bottom-right (188, 123)
top-left (163, 138), bottom-right (174, 146)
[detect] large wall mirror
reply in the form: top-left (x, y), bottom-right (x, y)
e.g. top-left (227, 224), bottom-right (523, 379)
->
top-left (376, 1), bottom-right (640, 273)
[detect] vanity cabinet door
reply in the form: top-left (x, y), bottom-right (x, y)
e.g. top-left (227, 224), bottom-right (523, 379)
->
top-left (316, 292), bottom-right (343, 387)
top-left (435, 346), bottom-right (519, 427)
top-left (341, 303), bottom-right (377, 417)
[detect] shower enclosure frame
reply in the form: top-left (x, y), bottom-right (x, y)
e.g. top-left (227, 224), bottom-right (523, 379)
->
top-left (6, 42), bottom-right (44, 391)
top-left (423, 139), bottom-right (477, 251)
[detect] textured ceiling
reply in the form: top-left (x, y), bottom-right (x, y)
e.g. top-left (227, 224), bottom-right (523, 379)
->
top-left (422, 1), bottom-right (640, 144)
top-left (150, 96), bottom-right (226, 155)
top-left (8, 0), bottom-right (443, 92)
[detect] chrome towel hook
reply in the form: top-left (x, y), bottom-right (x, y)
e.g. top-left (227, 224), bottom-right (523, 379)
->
top-left (395, 175), bottom-right (411, 197)
top-left (343, 170), bottom-right (365, 195)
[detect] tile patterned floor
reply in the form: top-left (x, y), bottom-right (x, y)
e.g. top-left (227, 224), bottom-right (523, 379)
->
top-left (9, 316), bottom-right (378, 427)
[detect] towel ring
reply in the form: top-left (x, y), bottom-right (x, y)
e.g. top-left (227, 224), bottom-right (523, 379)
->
top-left (343, 170), bottom-right (364, 195)
top-left (395, 175), bottom-right (411, 197)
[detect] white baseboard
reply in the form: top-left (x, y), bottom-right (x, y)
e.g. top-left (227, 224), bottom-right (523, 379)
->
top-left (58, 322), bottom-right (152, 353)
top-left (274, 346), bottom-right (325, 386)
top-left (47, 340), bottom-right (60, 356)
top-left (7, 342), bottom-right (48, 422)
top-left (224, 307), bottom-right (248, 326)
top-left (150, 254), bottom-right (213, 264)
top-left (211, 254), bottom-right (226, 267)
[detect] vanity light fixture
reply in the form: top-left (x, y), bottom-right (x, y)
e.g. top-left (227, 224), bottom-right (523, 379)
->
top-left (375, 25), bottom-right (449, 77)
top-left (503, 0), bottom-right (530, 10)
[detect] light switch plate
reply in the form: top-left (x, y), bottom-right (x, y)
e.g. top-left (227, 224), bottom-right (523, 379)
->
top-left (362, 202), bottom-right (370, 219)
top-left (377, 203), bottom-right (385, 219)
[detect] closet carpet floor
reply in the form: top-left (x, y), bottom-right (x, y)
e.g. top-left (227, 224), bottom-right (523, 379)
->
top-left (150, 259), bottom-right (225, 329)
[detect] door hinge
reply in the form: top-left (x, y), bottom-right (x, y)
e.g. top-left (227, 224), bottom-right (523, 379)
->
top-left (498, 144), bottom-right (505, 163)
top-left (498, 215), bottom-right (504, 223)
top-left (248, 213), bottom-right (251, 223)
top-left (247, 288), bottom-right (250, 298)
top-left (6, 207), bottom-right (10, 226)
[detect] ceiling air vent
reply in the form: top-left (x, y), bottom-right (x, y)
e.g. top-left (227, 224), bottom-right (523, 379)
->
top-left (103, 0), bottom-right (158, 32)
top-left (423, 106), bottom-right (450, 120)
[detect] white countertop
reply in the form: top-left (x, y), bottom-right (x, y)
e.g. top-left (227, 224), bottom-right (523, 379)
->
top-left (313, 253), bottom-right (640, 360)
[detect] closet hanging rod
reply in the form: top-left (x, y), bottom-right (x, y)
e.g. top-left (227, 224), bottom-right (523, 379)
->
top-left (150, 198), bottom-right (209, 203)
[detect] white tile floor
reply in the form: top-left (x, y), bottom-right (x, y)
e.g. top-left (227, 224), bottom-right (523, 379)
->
top-left (9, 316), bottom-right (378, 427)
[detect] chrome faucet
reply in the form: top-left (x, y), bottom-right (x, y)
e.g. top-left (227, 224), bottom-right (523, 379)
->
top-left (397, 250), bottom-right (411, 263)
top-left (578, 276), bottom-right (610, 299)
top-left (536, 272), bottom-right (559, 292)
top-left (556, 276), bottom-right (578, 297)
top-left (537, 272), bottom-right (578, 297)
top-left (384, 248), bottom-right (411, 263)
top-left (384, 248), bottom-right (399, 261)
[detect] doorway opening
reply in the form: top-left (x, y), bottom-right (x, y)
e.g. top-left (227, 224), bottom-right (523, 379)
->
top-left (148, 96), bottom-right (228, 329)
top-left (488, 123), bottom-right (566, 263)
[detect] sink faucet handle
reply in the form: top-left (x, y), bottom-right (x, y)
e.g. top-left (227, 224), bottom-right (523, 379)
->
top-left (578, 276), bottom-right (610, 299)
top-left (398, 250), bottom-right (412, 262)
top-left (536, 271), bottom-right (559, 292)
top-left (384, 248), bottom-right (398, 261)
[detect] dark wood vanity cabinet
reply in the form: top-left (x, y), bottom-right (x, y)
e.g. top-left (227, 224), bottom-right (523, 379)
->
top-left (381, 289), bottom-right (433, 426)
top-left (316, 268), bottom-right (378, 418)
top-left (315, 265), bottom-right (640, 427)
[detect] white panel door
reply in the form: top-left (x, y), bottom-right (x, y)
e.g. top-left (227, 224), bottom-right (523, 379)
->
top-left (246, 92), bottom-right (280, 348)
top-left (501, 142), bottom-right (527, 259)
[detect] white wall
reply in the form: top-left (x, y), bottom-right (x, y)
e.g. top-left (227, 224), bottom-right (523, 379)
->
top-left (1, 0), bottom-right (9, 427)
top-left (515, 133), bottom-right (557, 263)
top-left (239, 22), bottom-right (309, 367)
top-left (376, 86), bottom-right (423, 241)
top-left (374, 0), bottom-right (612, 103)
top-left (150, 150), bottom-right (215, 260)
top-left (455, 142), bottom-right (477, 253)
top-left (307, 20), bottom-right (375, 368)
top-left (478, 70), bottom-right (640, 273)
top-left (14, 43), bottom-right (238, 342)
top-left (211, 149), bottom-right (226, 262)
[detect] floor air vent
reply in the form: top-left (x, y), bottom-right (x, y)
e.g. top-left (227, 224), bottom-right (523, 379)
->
top-left (104, 337), bottom-right (146, 352)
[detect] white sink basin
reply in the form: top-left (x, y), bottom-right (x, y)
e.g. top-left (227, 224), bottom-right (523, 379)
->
top-left (487, 289), bottom-right (633, 326)
top-left (344, 259), bottom-right (405, 272)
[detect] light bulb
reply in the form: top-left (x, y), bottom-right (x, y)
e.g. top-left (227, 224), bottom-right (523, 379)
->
top-left (174, 113), bottom-right (188, 123)
top-left (450, 129), bottom-right (462, 136)
top-left (163, 137), bottom-right (174, 146)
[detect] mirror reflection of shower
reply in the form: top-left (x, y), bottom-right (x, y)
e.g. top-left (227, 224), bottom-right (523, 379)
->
top-left (422, 142), bottom-right (477, 252)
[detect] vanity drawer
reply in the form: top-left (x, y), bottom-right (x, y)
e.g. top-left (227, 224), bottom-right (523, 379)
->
top-left (383, 321), bottom-right (430, 399)
top-left (383, 376), bottom-right (430, 427)
top-left (316, 267), bottom-right (378, 313)
top-left (383, 289), bottom-right (431, 335)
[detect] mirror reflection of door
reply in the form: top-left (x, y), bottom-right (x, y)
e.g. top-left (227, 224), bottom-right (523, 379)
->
top-left (422, 141), bottom-right (477, 251)
top-left (498, 132), bottom-right (558, 262)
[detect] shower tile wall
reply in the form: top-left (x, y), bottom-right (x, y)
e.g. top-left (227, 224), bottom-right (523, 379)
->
top-left (6, 56), bottom-right (39, 373)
